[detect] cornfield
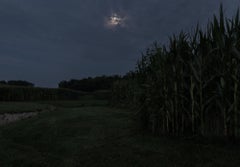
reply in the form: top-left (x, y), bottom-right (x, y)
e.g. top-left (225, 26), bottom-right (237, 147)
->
top-left (112, 5), bottom-right (240, 137)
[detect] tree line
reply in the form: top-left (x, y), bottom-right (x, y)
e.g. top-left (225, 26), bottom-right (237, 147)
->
top-left (0, 80), bottom-right (34, 87)
top-left (0, 86), bottom-right (83, 101)
top-left (111, 5), bottom-right (240, 138)
top-left (0, 80), bottom-right (84, 101)
top-left (59, 75), bottom-right (121, 92)
top-left (0, 76), bottom-right (119, 101)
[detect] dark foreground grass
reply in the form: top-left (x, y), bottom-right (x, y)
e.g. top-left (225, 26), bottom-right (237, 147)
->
top-left (40, 99), bottom-right (108, 108)
top-left (0, 99), bottom-right (108, 114)
top-left (0, 102), bottom-right (51, 114)
top-left (0, 104), bottom-right (239, 167)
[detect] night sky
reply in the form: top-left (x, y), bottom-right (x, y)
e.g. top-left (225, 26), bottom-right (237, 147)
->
top-left (0, 0), bottom-right (238, 87)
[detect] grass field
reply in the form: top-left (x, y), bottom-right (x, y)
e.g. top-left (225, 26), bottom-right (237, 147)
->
top-left (0, 101), bottom-right (239, 167)
top-left (40, 99), bottom-right (109, 108)
top-left (0, 102), bottom-right (52, 114)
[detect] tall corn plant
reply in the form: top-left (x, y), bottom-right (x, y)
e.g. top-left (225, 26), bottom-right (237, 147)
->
top-left (111, 4), bottom-right (240, 137)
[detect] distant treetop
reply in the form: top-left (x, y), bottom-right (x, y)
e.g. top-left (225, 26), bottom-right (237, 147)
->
top-left (0, 80), bottom-right (34, 87)
top-left (58, 75), bottom-right (121, 92)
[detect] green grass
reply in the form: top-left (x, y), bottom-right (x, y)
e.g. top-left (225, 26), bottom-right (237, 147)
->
top-left (0, 98), bottom-right (108, 114)
top-left (0, 103), bottom-right (239, 167)
top-left (40, 99), bottom-right (108, 108)
top-left (0, 102), bottom-right (51, 114)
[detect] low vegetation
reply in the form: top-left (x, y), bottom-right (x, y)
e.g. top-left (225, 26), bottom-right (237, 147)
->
top-left (0, 101), bottom-right (239, 167)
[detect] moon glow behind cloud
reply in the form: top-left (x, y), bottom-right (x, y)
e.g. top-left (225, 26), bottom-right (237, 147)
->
top-left (105, 13), bottom-right (127, 29)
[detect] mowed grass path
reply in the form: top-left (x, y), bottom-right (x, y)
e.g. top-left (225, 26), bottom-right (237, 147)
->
top-left (0, 103), bottom-right (239, 167)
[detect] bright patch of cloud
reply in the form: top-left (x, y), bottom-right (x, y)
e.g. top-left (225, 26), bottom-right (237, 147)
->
top-left (105, 13), bottom-right (128, 29)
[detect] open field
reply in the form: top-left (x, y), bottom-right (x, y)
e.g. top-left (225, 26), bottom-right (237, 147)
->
top-left (0, 101), bottom-right (239, 167)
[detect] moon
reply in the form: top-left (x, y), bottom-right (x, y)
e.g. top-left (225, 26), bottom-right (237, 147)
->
top-left (109, 14), bottom-right (122, 25)
top-left (105, 13), bottom-right (127, 29)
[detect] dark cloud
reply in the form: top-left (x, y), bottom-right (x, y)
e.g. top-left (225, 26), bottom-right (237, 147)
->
top-left (0, 0), bottom-right (238, 87)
